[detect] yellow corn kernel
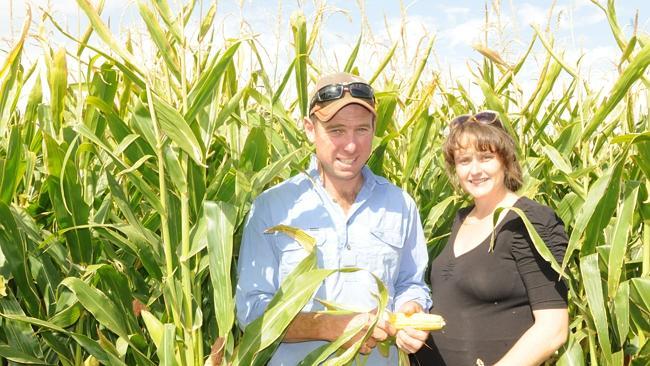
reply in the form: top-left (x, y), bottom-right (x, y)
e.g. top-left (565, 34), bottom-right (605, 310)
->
top-left (388, 312), bottom-right (446, 331)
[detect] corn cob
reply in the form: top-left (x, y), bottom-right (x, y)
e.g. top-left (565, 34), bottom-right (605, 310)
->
top-left (387, 312), bottom-right (445, 331)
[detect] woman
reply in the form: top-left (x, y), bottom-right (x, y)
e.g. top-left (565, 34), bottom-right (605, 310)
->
top-left (413, 111), bottom-right (569, 366)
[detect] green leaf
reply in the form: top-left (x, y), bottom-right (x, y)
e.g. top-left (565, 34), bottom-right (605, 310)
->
top-left (240, 126), bottom-right (269, 172)
top-left (344, 34), bottom-right (362, 73)
top-left (562, 157), bottom-right (624, 272)
top-left (607, 182), bottom-right (640, 297)
top-left (0, 202), bottom-right (40, 315)
top-left (186, 41), bottom-right (241, 122)
top-left (61, 277), bottom-right (130, 340)
top-left (150, 94), bottom-right (205, 167)
top-left (158, 323), bottom-right (178, 366)
top-left (580, 253), bottom-right (612, 359)
top-left (0, 127), bottom-right (26, 204)
top-left (0, 292), bottom-right (43, 360)
top-left (0, 344), bottom-right (49, 365)
top-left (582, 43), bottom-right (650, 141)
top-left (612, 281), bottom-right (630, 349)
top-left (491, 207), bottom-right (565, 277)
top-left (290, 11), bottom-right (308, 117)
top-left (205, 201), bottom-right (237, 338)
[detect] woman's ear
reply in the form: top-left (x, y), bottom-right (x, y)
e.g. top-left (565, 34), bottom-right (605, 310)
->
top-left (303, 117), bottom-right (316, 142)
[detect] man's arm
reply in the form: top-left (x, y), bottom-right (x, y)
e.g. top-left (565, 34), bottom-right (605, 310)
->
top-left (284, 311), bottom-right (396, 354)
top-left (392, 196), bottom-right (432, 353)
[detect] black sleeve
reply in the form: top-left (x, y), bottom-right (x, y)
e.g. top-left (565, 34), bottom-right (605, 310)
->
top-left (511, 204), bottom-right (568, 310)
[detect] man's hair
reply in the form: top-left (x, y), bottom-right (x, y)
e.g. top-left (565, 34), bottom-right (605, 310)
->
top-left (442, 121), bottom-right (523, 192)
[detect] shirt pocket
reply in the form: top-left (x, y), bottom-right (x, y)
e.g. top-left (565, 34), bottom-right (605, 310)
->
top-left (356, 226), bottom-right (404, 284)
top-left (275, 228), bottom-right (327, 284)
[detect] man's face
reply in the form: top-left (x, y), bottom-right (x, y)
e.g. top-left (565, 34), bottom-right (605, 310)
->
top-left (304, 104), bottom-right (375, 187)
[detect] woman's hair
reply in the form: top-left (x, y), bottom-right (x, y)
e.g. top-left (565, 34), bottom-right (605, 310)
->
top-left (442, 118), bottom-right (523, 192)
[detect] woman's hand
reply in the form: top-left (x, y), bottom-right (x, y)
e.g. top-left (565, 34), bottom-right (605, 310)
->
top-left (395, 301), bottom-right (430, 354)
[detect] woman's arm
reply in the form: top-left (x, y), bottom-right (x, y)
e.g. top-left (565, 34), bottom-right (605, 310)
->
top-left (493, 308), bottom-right (568, 366)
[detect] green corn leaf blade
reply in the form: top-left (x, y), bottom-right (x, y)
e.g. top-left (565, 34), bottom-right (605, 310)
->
top-left (150, 95), bottom-right (205, 167)
top-left (582, 43), bottom-right (650, 141)
top-left (271, 59), bottom-right (295, 105)
top-left (344, 33), bottom-right (363, 73)
top-left (198, 3), bottom-right (217, 41)
top-left (163, 144), bottom-right (187, 193)
top-left (136, 0), bottom-right (181, 81)
top-left (151, 0), bottom-right (185, 44)
top-left (423, 195), bottom-right (458, 238)
top-left (556, 331), bottom-right (586, 366)
top-left (48, 303), bottom-right (82, 328)
top-left (491, 206), bottom-right (565, 278)
top-left (250, 147), bottom-right (306, 196)
top-left (3, 312), bottom-right (128, 366)
top-left (141, 310), bottom-right (164, 350)
top-left (265, 225), bottom-right (316, 252)
top-left (0, 202), bottom-right (41, 315)
top-left (541, 144), bottom-right (573, 175)
top-left (85, 63), bottom-right (118, 136)
top-left (368, 42), bottom-right (397, 84)
top-left (630, 277), bottom-right (650, 316)
top-left (562, 157), bottom-right (624, 272)
top-left (61, 277), bottom-right (130, 340)
top-left (75, 0), bottom-right (143, 76)
top-left (406, 36), bottom-right (435, 101)
top-left (94, 265), bottom-right (139, 333)
top-left (583, 154), bottom-right (625, 255)
top-left (0, 292), bottom-right (44, 360)
top-left (0, 6), bottom-right (29, 81)
top-left (233, 248), bottom-right (318, 366)
top-left (374, 90), bottom-right (398, 137)
top-left (0, 344), bottom-right (49, 365)
top-left (205, 201), bottom-right (237, 338)
top-left (322, 271), bottom-right (389, 366)
top-left (159, 323), bottom-right (179, 366)
top-left (48, 48), bottom-right (67, 134)
top-left (402, 113), bottom-right (432, 186)
top-left (298, 322), bottom-right (365, 366)
top-left (612, 131), bottom-right (650, 145)
top-left (76, 0), bottom-right (105, 56)
top-left (186, 40), bottom-right (241, 123)
top-left (607, 182), bottom-right (640, 297)
top-left (0, 127), bottom-right (26, 204)
top-left (290, 11), bottom-right (308, 117)
top-left (580, 253), bottom-right (612, 359)
top-left (240, 126), bottom-right (269, 173)
top-left (612, 281), bottom-right (630, 349)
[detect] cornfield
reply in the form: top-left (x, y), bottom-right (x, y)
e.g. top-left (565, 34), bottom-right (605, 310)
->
top-left (0, 0), bottom-right (648, 365)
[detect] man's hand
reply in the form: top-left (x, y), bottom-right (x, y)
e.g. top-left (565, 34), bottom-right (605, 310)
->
top-left (395, 301), bottom-right (429, 354)
top-left (340, 311), bottom-right (397, 354)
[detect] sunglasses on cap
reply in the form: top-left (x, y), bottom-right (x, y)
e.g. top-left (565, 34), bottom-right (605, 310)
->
top-left (450, 110), bottom-right (503, 129)
top-left (309, 82), bottom-right (375, 110)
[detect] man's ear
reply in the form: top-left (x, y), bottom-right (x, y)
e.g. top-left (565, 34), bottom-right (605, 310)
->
top-left (303, 116), bottom-right (316, 142)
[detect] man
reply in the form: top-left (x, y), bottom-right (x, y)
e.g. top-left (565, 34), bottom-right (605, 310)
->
top-left (235, 72), bottom-right (431, 365)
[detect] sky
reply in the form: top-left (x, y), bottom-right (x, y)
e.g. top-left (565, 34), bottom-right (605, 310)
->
top-left (1, 0), bottom-right (649, 106)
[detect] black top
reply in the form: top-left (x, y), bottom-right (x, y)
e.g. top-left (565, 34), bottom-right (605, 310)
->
top-left (412, 197), bottom-right (568, 366)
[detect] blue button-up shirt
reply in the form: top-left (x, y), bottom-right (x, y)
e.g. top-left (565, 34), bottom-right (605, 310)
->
top-left (235, 156), bottom-right (432, 365)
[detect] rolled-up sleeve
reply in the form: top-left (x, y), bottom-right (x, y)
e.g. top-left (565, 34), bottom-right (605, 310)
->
top-left (394, 195), bottom-right (432, 312)
top-left (235, 197), bottom-right (278, 327)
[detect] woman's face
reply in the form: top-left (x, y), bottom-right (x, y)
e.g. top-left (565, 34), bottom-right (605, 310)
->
top-left (453, 137), bottom-right (507, 200)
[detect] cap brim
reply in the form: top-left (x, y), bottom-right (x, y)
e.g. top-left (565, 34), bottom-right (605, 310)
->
top-left (311, 95), bottom-right (376, 122)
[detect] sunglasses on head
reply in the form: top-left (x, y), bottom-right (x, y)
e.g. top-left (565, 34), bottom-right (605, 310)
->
top-left (309, 82), bottom-right (375, 110)
top-left (450, 111), bottom-right (503, 129)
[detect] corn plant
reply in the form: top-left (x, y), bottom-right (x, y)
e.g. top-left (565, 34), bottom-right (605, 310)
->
top-left (0, 0), bottom-right (648, 365)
